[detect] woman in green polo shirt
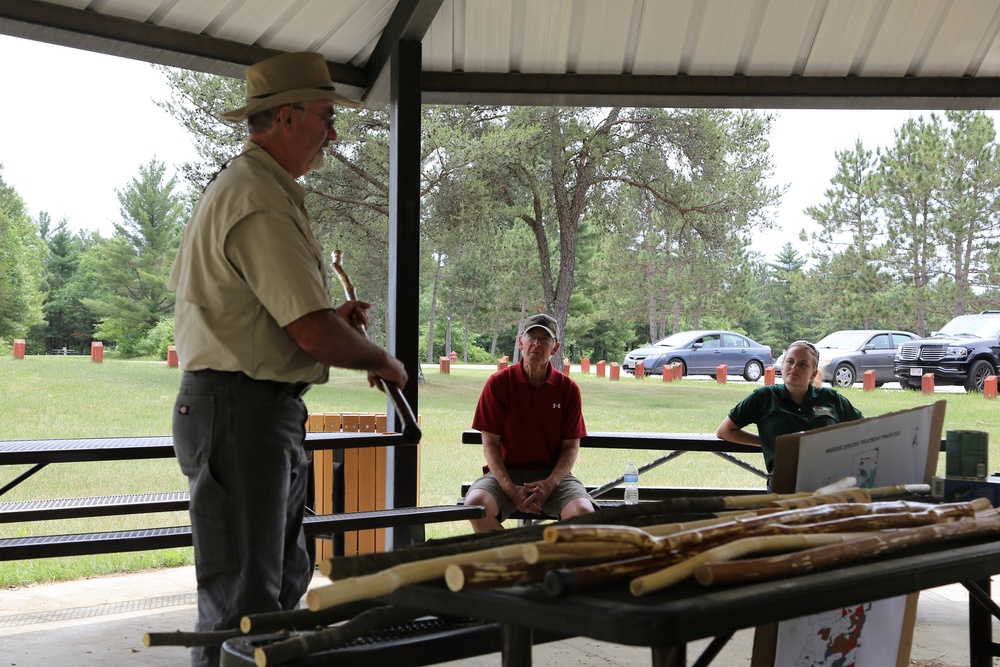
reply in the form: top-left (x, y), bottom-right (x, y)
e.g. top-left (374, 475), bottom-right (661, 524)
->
top-left (716, 340), bottom-right (863, 488)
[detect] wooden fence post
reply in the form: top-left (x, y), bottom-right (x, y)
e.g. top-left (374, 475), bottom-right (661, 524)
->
top-left (862, 370), bottom-right (876, 391)
top-left (716, 364), bottom-right (727, 383)
top-left (984, 375), bottom-right (998, 399)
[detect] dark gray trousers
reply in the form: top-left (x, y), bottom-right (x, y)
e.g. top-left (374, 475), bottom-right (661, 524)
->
top-left (173, 371), bottom-right (312, 667)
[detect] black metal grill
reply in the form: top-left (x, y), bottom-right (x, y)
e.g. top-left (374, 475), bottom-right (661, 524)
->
top-left (898, 344), bottom-right (946, 361)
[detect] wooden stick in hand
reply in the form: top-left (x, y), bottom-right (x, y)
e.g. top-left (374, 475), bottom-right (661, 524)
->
top-left (330, 249), bottom-right (421, 444)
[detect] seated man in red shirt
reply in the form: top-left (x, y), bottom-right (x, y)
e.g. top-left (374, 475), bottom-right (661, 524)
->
top-left (465, 313), bottom-right (595, 531)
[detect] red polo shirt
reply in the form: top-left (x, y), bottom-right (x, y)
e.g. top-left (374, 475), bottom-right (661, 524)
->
top-left (472, 360), bottom-right (587, 471)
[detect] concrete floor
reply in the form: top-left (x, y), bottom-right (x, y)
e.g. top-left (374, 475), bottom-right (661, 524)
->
top-left (0, 565), bottom-right (992, 667)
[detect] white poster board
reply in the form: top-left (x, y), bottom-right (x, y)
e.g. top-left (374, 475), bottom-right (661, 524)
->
top-left (790, 406), bottom-right (936, 491)
top-left (752, 400), bottom-right (945, 667)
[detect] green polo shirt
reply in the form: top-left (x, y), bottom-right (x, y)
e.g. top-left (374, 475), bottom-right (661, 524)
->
top-left (728, 384), bottom-right (863, 473)
top-left (169, 142), bottom-right (332, 384)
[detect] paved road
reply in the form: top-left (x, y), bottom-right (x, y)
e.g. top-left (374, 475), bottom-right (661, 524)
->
top-left (427, 364), bottom-right (972, 393)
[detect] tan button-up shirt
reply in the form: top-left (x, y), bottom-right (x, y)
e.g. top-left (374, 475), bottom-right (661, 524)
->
top-left (169, 142), bottom-right (331, 384)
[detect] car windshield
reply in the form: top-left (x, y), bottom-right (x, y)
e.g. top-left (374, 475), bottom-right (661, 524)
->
top-left (815, 331), bottom-right (871, 349)
top-left (935, 315), bottom-right (1000, 339)
top-left (651, 331), bottom-right (702, 347)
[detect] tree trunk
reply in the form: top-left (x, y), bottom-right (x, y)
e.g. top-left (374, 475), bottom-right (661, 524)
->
top-left (426, 255), bottom-right (443, 363)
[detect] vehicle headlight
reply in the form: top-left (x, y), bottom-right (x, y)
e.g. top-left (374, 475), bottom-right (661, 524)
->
top-left (946, 346), bottom-right (970, 358)
top-left (819, 358), bottom-right (831, 368)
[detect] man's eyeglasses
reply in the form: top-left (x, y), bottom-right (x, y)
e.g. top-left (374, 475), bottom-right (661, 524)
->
top-left (523, 334), bottom-right (554, 346)
top-left (291, 104), bottom-right (335, 130)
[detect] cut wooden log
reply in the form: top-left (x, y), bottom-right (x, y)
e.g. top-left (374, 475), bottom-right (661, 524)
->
top-left (629, 533), bottom-right (868, 596)
top-left (307, 543), bottom-right (526, 611)
top-left (254, 605), bottom-right (420, 667)
top-left (695, 511), bottom-right (1000, 586)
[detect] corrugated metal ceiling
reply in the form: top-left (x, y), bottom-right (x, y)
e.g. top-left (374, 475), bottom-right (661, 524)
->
top-left (3, 0), bottom-right (1000, 109)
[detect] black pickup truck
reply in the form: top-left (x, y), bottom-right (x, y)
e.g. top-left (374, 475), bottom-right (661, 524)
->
top-left (894, 311), bottom-right (1000, 392)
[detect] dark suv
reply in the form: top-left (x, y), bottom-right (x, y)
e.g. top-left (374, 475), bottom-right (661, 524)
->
top-left (894, 311), bottom-right (1000, 392)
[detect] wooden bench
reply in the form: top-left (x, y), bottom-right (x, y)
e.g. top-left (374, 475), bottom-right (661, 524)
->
top-left (0, 433), bottom-right (483, 561)
top-left (459, 430), bottom-right (769, 522)
top-left (458, 431), bottom-right (953, 522)
top-left (0, 505), bottom-right (484, 561)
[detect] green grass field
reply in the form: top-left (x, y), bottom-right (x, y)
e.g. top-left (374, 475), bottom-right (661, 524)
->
top-left (1, 356), bottom-right (996, 587)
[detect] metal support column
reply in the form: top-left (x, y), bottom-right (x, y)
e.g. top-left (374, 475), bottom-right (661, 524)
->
top-left (386, 38), bottom-right (422, 549)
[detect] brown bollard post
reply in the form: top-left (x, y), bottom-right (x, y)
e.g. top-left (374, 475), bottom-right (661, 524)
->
top-left (862, 369), bottom-right (875, 391)
top-left (563, 359), bottom-right (571, 375)
top-left (716, 364), bottom-right (727, 383)
top-left (581, 358), bottom-right (590, 373)
top-left (634, 361), bottom-right (645, 379)
top-left (166, 345), bottom-right (178, 368)
top-left (91, 341), bottom-right (104, 363)
top-left (439, 356), bottom-right (450, 374)
top-left (662, 364), bottom-right (673, 382)
top-left (497, 356), bottom-right (508, 371)
top-left (609, 362), bottom-right (620, 381)
top-left (12, 339), bottom-right (25, 360)
top-left (984, 375), bottom-right (998, 399)
top-left (596, 360), bottom-right (606, 377)
top-left (921, 372), bottom-right (934, 395)
top-left (764, 366), bottom-right (775, 385)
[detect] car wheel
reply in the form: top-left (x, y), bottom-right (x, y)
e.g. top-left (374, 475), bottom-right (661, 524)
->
top-left (669, 358), bottom-right (687, 376)
top-left (743, 360), bottom-right (764, 382)
top-left (833, 364), bottom-right (855, 388)
top-left (964, 359), bottom-right (996, 393)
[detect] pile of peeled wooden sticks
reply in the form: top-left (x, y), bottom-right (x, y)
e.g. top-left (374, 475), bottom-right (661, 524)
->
top-left (146, 481), bottom-right (1000, 667)
top-left (307, 482), bottom-right (1000, 611)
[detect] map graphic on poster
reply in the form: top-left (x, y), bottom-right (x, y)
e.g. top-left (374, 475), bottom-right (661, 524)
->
top-left (852, 448), bottom-right (878, 489)
top-left (775, 597), bottom-right (905, 666)
top-left (797, 602), bottom-right (869, 666)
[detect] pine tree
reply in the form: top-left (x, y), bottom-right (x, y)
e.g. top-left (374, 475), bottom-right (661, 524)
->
top-left (80, 158), bottom-right (187, 356)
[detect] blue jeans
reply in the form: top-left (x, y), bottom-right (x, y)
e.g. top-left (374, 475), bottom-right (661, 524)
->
top-left (173, 371), bottom-right (312, 667)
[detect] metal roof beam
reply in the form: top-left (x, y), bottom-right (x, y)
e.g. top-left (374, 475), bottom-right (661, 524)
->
top-left (362, 0), bottom-right (443, 108)
top-left (421, 72), bottom-right (1000, 110)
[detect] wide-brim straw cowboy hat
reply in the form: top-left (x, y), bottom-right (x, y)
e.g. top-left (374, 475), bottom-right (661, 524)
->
top-left (220, 51), bottom-right (360, 122)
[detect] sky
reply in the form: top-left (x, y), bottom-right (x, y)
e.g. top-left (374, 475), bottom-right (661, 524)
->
top-left (0, 34), bottom-right (981, 262)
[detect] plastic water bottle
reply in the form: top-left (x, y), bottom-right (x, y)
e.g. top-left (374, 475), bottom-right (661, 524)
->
top-left (623, 460), bottom-right (639, 505)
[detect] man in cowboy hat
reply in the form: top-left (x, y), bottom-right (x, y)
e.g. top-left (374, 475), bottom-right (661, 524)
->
top-left (169, 51), bottom-right (407, 667)
top-left (465, 313), bottom-right (595, 532)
